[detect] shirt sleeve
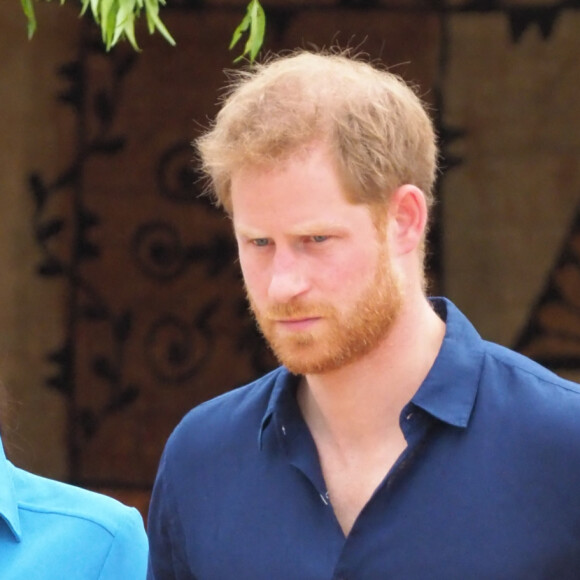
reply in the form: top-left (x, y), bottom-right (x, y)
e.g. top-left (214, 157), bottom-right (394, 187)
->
top-left (147, 449), bottom-right (195, 580)
top-left (98, 506), bottom-right (149, 579)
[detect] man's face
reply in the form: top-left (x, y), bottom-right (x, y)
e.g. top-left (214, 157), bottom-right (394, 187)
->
top-left (231, 145), bottom-right (402, 375)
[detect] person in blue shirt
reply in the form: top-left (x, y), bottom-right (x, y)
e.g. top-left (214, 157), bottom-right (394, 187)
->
top-left (147, 50), bottom-right (580, 579)
top-left (0, 401), bottom-right (148, 577)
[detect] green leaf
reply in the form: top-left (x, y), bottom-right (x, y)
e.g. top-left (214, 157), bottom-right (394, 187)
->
top-left (149, 14), bottom-right (175, 46)
top-left (20, 0), bottom-right (36, 39)
top-left (99, 0), bottom-right (115, 34)
top-left (246, 0), bottom-right (265, 61)
top-left (143, 0), bottom-right (176, 46)
top-left (80, 0), bottom-right (91, 16)
top-left (229, 11), bottom-right (251, 51)
top-left (22, 0), bottom-right (176, 51)
top-left (113, 0), bottom-right (139, 50)
top-left (230, 0), bottom-right (265, 63)
top-left (90, 0), bottom-right (101, 21)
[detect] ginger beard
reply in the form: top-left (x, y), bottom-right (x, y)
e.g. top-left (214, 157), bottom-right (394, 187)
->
top-left (246, 241), bottom-right (403, 375)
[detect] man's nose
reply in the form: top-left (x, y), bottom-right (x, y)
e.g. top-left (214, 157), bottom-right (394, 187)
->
top-left (268, 249), bottom-right (309, 303)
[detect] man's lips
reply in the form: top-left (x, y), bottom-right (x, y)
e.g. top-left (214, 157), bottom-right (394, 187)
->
top-left (274, 317), bottom-right (321, 331)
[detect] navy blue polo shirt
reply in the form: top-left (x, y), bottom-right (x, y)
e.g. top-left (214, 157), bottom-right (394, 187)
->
top-left (147, 298), bottom-right (580, 579)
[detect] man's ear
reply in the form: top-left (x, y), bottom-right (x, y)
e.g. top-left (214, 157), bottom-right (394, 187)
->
top-left (388, 185), bottom-right (428, 256)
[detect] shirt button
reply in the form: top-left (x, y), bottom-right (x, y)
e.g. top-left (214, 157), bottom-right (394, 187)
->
top-left (406, 412), bottom-right (413, 421)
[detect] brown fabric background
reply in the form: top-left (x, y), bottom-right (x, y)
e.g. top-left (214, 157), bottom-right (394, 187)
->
top-left (2, 1), bottom-right (580, 519)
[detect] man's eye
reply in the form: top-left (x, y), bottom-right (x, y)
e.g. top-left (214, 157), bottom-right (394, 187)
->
top-left (311, 235), bottom-right (328, 243)
top-left (252, 238), bottom-right (270, 247)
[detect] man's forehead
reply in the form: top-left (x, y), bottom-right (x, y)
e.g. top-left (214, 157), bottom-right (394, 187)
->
top-left (230, 140), bottom-right (329, 180)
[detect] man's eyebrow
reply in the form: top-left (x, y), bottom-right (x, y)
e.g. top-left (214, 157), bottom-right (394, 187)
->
top-left (232, 223), bottom-right (263, 236)
top-left (292, 222), bottom-right (349, 235)
top-left (233, 220), bottom-right (350, 237)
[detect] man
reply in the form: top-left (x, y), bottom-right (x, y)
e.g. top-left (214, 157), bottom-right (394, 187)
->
top-left (147, 50), bottom-right (580, 579)
top-left (0, 386), bottom-right (148, 578)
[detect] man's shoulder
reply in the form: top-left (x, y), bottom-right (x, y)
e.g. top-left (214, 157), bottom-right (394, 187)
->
top-left (166, 366), bottom-right (287, 454)
top-left (11, 463), bottom-right (145, 537)
top-left (182, 366), bottom-right (286, 425)
top-left (483, 340), bottom-right (580, 395)
top-left (481, 341), bottom-right (580, 433)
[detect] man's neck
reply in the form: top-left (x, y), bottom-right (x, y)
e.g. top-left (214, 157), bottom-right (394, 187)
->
top-left (296, 294), bottom-right (446, 536)
top-left (297, 295), bottom-right (446, 450)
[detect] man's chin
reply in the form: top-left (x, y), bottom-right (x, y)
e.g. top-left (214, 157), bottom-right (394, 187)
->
top-left (269, 341), bottom-right (325, 375)
top-left (273, 345), bottom-right (344, 376)
top-left (279, 357), bottom-right (344, 376)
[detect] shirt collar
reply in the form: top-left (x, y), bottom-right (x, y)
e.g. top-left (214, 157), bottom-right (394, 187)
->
top-left (0, 436), bottom-right (22, 541)
top-left (411, 297), bottom-right (483, 428)
top-left (259, 369), bottom-right (297, 449)
top-left (259, 297), bottom-right (484, 445)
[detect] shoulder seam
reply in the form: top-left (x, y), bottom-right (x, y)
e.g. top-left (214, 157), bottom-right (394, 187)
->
top-left (16, 501), bottom-right (123, 537)
top-left (483, 345), bottom-right (580, 396)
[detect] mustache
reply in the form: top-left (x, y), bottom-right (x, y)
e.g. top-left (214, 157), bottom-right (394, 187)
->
top-left (249, 298), bottom-right (335, 320)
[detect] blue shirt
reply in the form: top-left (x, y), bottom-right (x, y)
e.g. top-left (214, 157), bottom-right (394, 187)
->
top-left (147, 298), bottom-right (580, 579)
top-left (0, 438), bottom-right (148, 579)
